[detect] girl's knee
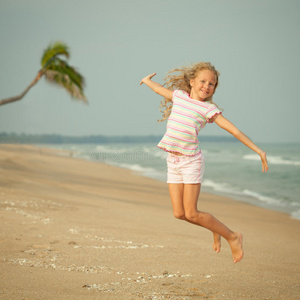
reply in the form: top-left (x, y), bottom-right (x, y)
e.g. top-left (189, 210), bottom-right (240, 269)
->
top-left (185, 213), bottom-right (197, 222)
top-left (185, 211), bottom-right (202, 223)
top-left (173, 211), bottom-right (186, 220)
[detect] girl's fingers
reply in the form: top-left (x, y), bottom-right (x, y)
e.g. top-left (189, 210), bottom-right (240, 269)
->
top-left (149, 72), bottom-right (157, 78)
top-left (140, 73), bottom-right (157, 85)
top-left (260, 152), bottom-right (268, 172)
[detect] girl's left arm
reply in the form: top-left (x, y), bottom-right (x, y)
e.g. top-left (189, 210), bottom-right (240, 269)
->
top-left (212, 114), bottom-right (269, 172)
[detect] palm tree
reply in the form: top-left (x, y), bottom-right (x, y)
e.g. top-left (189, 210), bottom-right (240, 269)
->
top-left (0, 41), bottom-right (87, 106)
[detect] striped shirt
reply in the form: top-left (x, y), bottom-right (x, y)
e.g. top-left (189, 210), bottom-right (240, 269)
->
top-left (157, 90), bottom-right (222, 156)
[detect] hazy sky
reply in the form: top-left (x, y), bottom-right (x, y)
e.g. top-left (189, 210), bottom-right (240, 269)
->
top-left (0, 0), bottom-right (299, 143)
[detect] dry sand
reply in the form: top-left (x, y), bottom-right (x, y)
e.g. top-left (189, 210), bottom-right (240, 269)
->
top-left (0, 144), bottom-right (299, 300)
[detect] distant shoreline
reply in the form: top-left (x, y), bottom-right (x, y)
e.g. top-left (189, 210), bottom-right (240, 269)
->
top-left (0, 132), bottom-right (237, 144)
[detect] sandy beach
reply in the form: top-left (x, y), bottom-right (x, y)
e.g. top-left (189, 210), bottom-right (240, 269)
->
top-left (0, 144), bottom-right (299, 299)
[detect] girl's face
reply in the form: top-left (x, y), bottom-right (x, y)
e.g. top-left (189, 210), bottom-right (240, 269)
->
top-left (190, 70), bottom-right (217, 101)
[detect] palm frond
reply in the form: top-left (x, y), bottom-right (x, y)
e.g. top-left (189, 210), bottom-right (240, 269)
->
top-left (0, 41), bottom-right (87, 106)
top-left (44, 59), bottom-right (87, 102)
top-left (41, 41), bottom-right (69, 68)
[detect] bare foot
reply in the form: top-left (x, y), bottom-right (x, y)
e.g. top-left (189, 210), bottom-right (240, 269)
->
top-left (213, 233), bottom-right (221, 253)
top-left (228, 232), bottom-right (244, 263)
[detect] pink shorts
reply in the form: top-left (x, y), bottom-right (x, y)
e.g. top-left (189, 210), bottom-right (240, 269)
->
top-left (167, 152), bottom-right (205, 184)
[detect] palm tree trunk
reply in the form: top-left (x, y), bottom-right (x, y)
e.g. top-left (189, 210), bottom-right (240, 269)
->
top-left (0, 70), bottom-right (43, 106)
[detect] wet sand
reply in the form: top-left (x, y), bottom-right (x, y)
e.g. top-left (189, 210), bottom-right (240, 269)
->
top-left (0, 144), bottom-right (299, 299)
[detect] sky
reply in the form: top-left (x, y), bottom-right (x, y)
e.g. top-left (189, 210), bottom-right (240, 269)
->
top-left (0, 0), bottom-right (299, 143)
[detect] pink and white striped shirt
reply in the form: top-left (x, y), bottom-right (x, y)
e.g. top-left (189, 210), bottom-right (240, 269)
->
top-left (157, 90), bottom-right (222, 156)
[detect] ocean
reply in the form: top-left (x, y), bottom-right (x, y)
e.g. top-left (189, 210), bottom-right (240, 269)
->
top-left (45, 142), bottom-right (300, 220)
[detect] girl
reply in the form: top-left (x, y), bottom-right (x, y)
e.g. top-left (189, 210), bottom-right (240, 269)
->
top-left (140, 62), bottom-right (268, 263)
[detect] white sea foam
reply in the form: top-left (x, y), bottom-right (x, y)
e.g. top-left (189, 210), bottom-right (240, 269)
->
top-left (203, 179), bottom-right (284, 207)
top-left (106, 161), bottom-right (165, 181)
top-left (118, 163), bottom-right (155, 173)
top-left (291, 209), bottom-right (300, 220)
top-left (202, 179), bottom-right (241, 194)
top-left (243, 154), bottom-right (300, 166)
top-left (242, 189), bottom-right (284, 206)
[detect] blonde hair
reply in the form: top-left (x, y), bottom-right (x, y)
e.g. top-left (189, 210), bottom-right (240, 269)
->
top-left (159, 62), bottom-right (220, 122)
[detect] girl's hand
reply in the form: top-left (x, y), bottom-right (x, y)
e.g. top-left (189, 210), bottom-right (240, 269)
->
top-left (260, 151), bottom-right (269, 173)
top-left (140, 73), bottom-right (157, 85)
top-left (140, 72), bottom-right (173, 99)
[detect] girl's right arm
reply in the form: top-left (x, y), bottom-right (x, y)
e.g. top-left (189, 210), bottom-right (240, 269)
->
top-left (140, 73), bottom-right (173, 99)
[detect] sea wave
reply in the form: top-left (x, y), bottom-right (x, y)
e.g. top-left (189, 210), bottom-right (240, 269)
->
top-left (117, 162), bottom-right (156, 173)
top-left (202, 179), bottom-right (241, 194)
top-left (202, 179), bottom-right (285, 208)
top-left (45, 143), bottom-right (299, 220)
top-left (95, 145), bottom-right (131, 154)
top-left (106, 161), bottom-right (166, 181)
top-left (241, 189), bottom-right (285, 206)
top-left (291, 209), bottom-right (300, 220)
top-left (243, 154), bottom-right (300, 166)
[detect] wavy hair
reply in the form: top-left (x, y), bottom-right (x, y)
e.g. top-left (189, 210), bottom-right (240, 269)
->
top-left (158, 62), bottom-right (220, 122)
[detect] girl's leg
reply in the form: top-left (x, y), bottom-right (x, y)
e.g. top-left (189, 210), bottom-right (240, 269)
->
top-left (182, 183), bottom-right (243, 263)
top-left (169, 184), bottom-right (222, 254)
top-left (168, 183), bottom-right (186, 220)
